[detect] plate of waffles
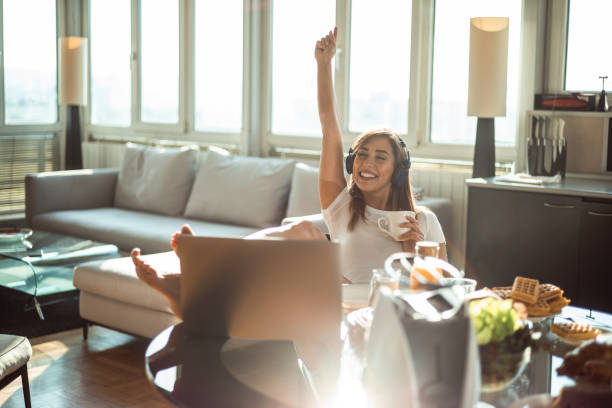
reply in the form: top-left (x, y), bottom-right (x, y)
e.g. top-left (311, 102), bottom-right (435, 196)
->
top-left (550, 321), bottom-right (606, 346)
top-left (501, 277), bottom-right (571, 320)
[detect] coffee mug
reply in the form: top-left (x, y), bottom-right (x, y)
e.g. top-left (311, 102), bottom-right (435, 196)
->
top-left (377, 211), bottom-right (416, 241)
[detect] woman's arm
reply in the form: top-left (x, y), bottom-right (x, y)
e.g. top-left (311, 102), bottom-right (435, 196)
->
top-left (315, 27), bottom-right (346, 209)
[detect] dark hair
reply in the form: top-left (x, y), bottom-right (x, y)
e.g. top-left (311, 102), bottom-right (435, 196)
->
top-left (347, 129), bottom-right (417, 231)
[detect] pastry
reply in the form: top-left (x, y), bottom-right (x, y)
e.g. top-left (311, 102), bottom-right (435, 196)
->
top-left (539, 283), bottom-right (563, 301)
top-left (552, 322), bottom-right (599, 341)
top-left (548, 296), bottom-right (571, 314)
top-left (491, 286), bottom-right (512, 299)
top-left (525, 298), bottom-right (551, 316)
top-left (511, 276), bottom-right (540, 304)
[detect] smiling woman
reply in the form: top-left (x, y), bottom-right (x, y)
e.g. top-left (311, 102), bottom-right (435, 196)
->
top-left (315, 28), bottom-right (447, 283)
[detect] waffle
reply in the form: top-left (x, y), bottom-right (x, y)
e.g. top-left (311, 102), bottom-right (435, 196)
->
top-left (548, 296), bottom-right (571, 314)
top-left (538, 283), bottom-right (562, 301)
top-left (551, 322), bottom-right (600, 341)
top-left (511, 276), bottom-right (540, 304)
top-left (526, 298), bottom-right (551, 316)
top-left (492, 286), bottom-right (512, 299)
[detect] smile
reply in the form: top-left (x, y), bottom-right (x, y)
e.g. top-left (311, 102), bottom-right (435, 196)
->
top-left (358, 171), bottom-right (378, 179)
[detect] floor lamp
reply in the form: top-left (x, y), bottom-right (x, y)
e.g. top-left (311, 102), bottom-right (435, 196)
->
top-left (468, 17), bottom-right (509, 178)
top-left (59, 37), bottom-right (88, 170)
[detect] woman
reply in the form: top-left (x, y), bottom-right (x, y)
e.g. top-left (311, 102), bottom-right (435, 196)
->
top-left (315, 27), bottom-right (447, 283)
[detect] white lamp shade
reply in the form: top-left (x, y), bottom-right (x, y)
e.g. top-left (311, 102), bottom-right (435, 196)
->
top-left (59, 37), bottom-right (88, 106)
top-left (467, 17), bottom-right (509, 118)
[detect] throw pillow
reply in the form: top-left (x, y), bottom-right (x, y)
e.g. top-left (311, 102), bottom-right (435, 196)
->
top-left (184, 149), bottom-right (295, 228)
top-left (286, 163), bottom-right (321, 217)
top-left (114, 143), bottom-right (199, 216)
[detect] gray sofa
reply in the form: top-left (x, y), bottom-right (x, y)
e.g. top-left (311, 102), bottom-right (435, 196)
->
top-left (25, 144), bottom-right (452, 337)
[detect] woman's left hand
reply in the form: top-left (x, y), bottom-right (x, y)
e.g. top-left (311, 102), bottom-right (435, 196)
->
top-left (398, 215), bottom-right (424, 252)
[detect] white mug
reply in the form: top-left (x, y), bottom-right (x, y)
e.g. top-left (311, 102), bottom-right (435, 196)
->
top-left (377, 211), bottom-right (416, 241)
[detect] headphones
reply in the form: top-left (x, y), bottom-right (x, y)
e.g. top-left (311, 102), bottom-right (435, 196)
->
top-left (345, 135), bottom-right (411, 187)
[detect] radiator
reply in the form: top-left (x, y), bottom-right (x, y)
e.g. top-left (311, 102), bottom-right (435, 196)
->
top-left (83, 141), bottom-right (125, 169)
top-left (412, 164), bottom-right (472, 268)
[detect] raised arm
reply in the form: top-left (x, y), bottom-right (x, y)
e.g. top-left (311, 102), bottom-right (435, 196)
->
top-left (315, 27), bottom-right (346, 209)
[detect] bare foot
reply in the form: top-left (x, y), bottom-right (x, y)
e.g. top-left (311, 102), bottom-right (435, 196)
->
top-left (131, 247), bottom-right (183, 319)
top-left (131, 248), bottom-right (164, 290)
top-left (170, 224), bottom-right (195, 254)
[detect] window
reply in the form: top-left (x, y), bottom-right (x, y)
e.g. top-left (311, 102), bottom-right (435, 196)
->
top-left (85, 1), bottom-right (541, 162)
top-left (565, 0), bottom-right (612, 91)
top-left (194, 0), bottom-right (243, 133)
top-left (271, 0), bottom-right (335, 136)
top-left (88, 0), bottom-right (244, 135)
top-left (90, 0), bottom-right (131, 126)
top-left (0, 136), bottom-right (58, 216)
top-left (3, 0), bottom-right (57, 124)
top-left (348, 0), bottom-right (412, 134)
top-left (430, 0), bottom-right (522, 146)
top-left (0, 0), bottom-right (59, 217)
top-left (140, 0), bottom-right (179, 124)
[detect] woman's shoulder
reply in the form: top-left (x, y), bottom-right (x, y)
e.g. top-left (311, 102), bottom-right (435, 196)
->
top-left (415, 205), bottom-right (436, 216)
top-left (415, 205), bottom-right (439, 223)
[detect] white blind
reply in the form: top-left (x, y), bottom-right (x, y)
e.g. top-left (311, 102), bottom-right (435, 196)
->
top-left (0, 134), bottom-right (59, 216)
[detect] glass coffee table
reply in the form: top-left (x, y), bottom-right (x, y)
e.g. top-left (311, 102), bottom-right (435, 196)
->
top-left (0, 229), bottom-right (119, 337)
top-left (145, 307), bottom-right (612, 408)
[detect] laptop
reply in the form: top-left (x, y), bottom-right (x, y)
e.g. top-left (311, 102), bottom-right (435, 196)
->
top-left (176, 235), bottom-right (343, 370)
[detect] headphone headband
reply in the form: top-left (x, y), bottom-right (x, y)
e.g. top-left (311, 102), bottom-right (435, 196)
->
top-left (345, 135), bottom-right (411, 182)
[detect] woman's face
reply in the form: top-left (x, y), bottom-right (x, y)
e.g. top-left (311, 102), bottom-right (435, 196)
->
top-left (352, 136), bottom-right (396, 193)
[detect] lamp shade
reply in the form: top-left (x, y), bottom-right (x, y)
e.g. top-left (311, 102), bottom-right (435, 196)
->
top-left (59, 37), bottom-right (88, 106)
top-left (467, 17), bottom-right (508, 118)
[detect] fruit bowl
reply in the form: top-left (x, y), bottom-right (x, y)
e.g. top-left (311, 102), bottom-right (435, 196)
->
top-left (479, 327), bottom-right (531, 391)
top-left (469, 298), bottom-right (532, 392)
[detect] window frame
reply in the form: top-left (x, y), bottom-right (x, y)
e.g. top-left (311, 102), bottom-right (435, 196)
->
top-left (83, 0), bottom-right (540, 165)
top-left (264, 0), bottom-right (535, 164)
top-left (0, 0), bottom-right (62, 133)
top-left (0, 0), bottom-right (63, 218)
top-left (84, 0), bottom-right (246, 148)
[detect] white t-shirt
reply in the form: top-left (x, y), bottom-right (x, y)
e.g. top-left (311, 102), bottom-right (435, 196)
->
top-left (322, 188), bottom-right (445, 283)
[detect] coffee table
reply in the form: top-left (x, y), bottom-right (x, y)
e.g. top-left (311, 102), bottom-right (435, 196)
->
top-left (145, 306), bottom-right (612, 407)
top-left (0, 230), bottom-right (119, 337)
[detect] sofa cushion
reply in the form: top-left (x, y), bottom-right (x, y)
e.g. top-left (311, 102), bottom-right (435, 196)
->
top-left (286, 163), bottom-right (321, 217)
top-left (184, 148), bottom-right (295, 228)
top-left (74, 252), bottom-right (179, 313)
top-left (114, 143), bottom-right (199, 216)
top-left (32, 207), bottom-right (260, 254)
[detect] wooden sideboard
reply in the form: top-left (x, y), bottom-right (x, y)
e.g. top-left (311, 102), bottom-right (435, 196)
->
top-left (465, 177), bottom-right (612, 313)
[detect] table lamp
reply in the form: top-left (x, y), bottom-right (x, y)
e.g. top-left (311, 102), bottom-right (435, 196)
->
top-left (59, 37), bottom-right (88, 170)
top-left (468, 17), bottom-right (509, 178)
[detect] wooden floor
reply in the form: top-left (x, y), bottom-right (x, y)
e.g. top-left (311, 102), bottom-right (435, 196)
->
top-left (1, 326), bottom-right (174, 407)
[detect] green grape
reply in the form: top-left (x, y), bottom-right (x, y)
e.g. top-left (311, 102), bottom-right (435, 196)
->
top-left (469, 298), bottom-right (525, 345)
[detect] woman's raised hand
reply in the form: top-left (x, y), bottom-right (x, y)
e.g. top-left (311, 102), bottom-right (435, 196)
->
top-left (315, 27), bottom-right (338, 64)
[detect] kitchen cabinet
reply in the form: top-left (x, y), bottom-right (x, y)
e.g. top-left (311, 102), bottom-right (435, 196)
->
top-left (577, 200), bottom-right (612, 312)
top-left (466, 178), bottom-right (612, 312)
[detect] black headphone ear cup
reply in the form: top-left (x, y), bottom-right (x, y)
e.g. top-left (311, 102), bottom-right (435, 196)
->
top-left (392, 166), bottom-right (409, 187)
top-left (345, 148), bottom-right (355, 174)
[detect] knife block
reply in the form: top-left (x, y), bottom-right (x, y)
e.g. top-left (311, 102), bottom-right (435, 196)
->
top-left (527, 115), bottom-right (567, 178)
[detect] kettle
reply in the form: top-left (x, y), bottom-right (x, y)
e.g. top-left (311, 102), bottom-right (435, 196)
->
top-left (363, 287), bottom-right (480, 408)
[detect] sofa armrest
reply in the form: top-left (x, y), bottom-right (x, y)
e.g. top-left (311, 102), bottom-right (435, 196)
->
top-left (281, 213), bottom-right (329, 235)
top-left (25, 168), bottom-right (119, 228)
